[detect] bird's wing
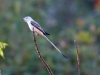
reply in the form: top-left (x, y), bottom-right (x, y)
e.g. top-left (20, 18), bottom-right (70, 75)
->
top-left (31, 21), bottom-right (45, 33)
top-left (31, 21), bottom-right (50, 35)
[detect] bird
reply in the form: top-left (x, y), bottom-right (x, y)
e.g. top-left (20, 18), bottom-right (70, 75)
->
top-left (23, 16), bottom-right (67, 59)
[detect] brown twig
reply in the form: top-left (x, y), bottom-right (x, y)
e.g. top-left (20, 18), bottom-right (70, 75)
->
top-left (0, 70), bottom-right (1, 75)
top-left (74, 40), bottom-right (80, 75)
top-left (32, 31), bottom-right (54, 75)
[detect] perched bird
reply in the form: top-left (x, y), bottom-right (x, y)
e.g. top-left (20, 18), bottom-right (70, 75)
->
top-left (23, 16), bottom-right (67, 59)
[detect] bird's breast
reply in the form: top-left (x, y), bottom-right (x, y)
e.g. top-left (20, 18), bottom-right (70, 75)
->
top-left (27, 23), bottom-right (43, 36)
top-left (33, 27), bottom-right (43, 36)
top-left (28, 23), bottom-right (33, 31)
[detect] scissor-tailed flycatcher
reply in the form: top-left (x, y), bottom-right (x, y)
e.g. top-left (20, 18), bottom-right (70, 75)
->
top-left (23, 16), bottom-right (67, 59)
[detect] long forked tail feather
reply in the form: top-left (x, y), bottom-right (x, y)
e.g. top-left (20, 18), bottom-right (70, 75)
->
top-left (43, 35), bottom-right (67, 59)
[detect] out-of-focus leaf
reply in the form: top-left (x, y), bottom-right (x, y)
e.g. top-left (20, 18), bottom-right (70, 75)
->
top-left (0, 42), bottom-right (8, 58)
top-left (0, 48), bottom-right (5, 58)
top-left (76, 31), bottom-right (94, 44)
top-left (14, 1), bottom-right (21, 14)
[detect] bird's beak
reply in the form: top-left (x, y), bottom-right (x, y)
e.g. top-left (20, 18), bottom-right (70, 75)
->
top-left (23, 18), bottom-right (25, 22)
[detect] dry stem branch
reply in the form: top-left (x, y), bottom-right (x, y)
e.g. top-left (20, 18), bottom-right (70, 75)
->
top-left (74, 40), bottom-right (80, 75)
top-left (32, 32), bottom-right (54, 75)
top-left (0, 70), bottom-right (1, 75)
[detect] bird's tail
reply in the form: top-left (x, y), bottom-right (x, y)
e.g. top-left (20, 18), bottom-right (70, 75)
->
top-left (43, 35), bottom-right (67, 59)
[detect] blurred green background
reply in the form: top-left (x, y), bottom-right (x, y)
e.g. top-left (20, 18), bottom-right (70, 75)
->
top-left (0, 0), bottom-right (100, 75)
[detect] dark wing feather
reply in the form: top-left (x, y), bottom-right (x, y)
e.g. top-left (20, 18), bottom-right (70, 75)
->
top-left (31, 21), bottom-right (50, 35)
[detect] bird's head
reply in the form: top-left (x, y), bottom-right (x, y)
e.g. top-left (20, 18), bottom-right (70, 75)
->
top-left (23, 16), bottom-right (33, 23)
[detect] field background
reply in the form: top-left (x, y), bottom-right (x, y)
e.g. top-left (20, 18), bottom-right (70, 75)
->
top-left (0, 0), bottom-right (100, 75)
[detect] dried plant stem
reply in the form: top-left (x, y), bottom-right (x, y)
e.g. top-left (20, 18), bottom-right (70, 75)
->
top-left (32, 32), bottom-right (54, 75)
top-left (0, 70), bottom-right (1, 75)
top-left (74, 40), bottom-right (80, 75)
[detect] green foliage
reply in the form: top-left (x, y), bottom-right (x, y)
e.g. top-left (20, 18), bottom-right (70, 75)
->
top-left (0, 0), bottom-right (100, 75)
top-left (0, 42), bottom-right (8, 58)
top-left (76, 31), bottom-right (94, 44)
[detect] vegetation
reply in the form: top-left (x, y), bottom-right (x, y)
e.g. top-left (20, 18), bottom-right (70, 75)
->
top-left (0, 0), bottom-right (100, 75)
top-left (0, 42), bottom-right (7, 58)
